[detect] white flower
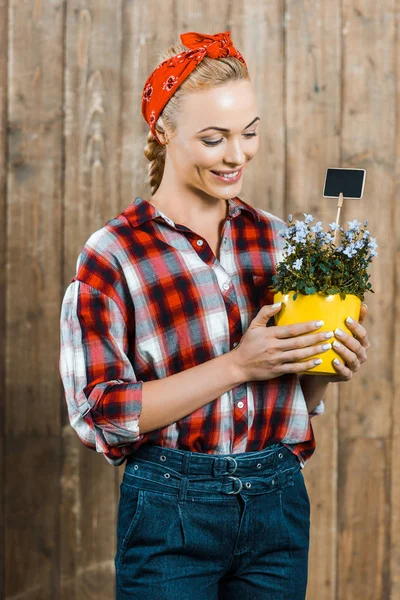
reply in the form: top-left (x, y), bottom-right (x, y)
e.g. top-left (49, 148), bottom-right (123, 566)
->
top-left (368, 237), bottom-right (378, 251)
top-left (294, 232), bottom-right (307, 244)
top-left (354, 240), bottom-right (365, 250)
top-left (363, 230), bottom-right (370, 239)
top-left (283, 244), bottom-right (295, 256)
top-left (329, 222), bottom-right (339, 231)
top-left (324, 233), bottom-right (334, 243)
top-left (293, 257), bottom-right (304, 270)
top-left (348, 219), bottom-right (362, 231)
top-left (370, 250), bottom-right (378, 257)
top-left (288, 214), bottom-right (293, 222)
top-left (311, 221), bottom-right (324, 234)
top-left (343, 243), bottom-right (357, 258)
top-left (295, 220), bottom-right (308, 232)
top-left (278, 228), bottom-right (289, 238)
top-left (345, 230), bottom-right (355, 241)
top-left (303, 213), bottom-right (314, 224)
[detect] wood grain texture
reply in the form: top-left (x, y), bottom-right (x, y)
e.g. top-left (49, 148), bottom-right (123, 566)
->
top-left (0, 0), bottom-right (7, 597)
top-left (1, 1), bottom-right (399, 598)
top-left (61, 2), bottom-right (124, 598)
top-left (338, 1), bottom-right (396, 598)
top-left (5, 1), bottom-right (64, 598)
top-left (285, 2), bottom-right (341, 597)
top-left (391, 3), bottom-right (400, 598)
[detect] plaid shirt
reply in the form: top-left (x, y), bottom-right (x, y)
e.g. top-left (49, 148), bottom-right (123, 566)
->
top-left (59, 196), bottom-right (324, 468)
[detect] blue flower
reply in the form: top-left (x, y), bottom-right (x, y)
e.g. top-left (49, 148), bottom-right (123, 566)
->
top-left (293, 258), bottom-right (304, 270)
top-left (348, 219), bottom-right (362, 231)
top-left (363, 230), bottom-right (370, 239)
top-left (354, 240), bottom-right (365, 250)
top-left (288, 214), bottom-right (293, 222)
top-left (295, 234), bottom-right (308, 245)
top-left (343, 243), bottom-right (357, 258)
top-left (295, 220), bottom-right (308, 232)
top-left (324, 233), bottom-right (334, 243)
top-left (284, 244), bottom-right (295, 256)
top-left (329, 222), bottom-right (339, 231)
top-left (311, 221), bottom-right (324, 234)
top-left (368, 237), bottom-right (378, 251)
top-left (303, 213), bottom-right (314, 224)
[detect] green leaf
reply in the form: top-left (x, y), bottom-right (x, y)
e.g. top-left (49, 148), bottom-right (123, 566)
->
top-left (305, 286), bottom-right (316, 294)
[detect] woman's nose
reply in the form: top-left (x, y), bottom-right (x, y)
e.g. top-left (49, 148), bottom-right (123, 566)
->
top-left (224, 139), bottom-right (246, 165)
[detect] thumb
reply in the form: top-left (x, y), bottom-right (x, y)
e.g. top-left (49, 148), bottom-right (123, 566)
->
top-left (254, 302), bottom-right (282, 326)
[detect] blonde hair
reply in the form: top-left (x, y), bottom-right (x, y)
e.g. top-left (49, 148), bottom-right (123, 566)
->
top-left (143, 37), bottom-right (250, 196)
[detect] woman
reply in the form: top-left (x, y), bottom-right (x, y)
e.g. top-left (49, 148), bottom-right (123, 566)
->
top-left (59, 30), bottom-right (370, 599)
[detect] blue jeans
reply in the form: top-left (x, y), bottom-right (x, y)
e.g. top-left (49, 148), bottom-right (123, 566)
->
top-left (115, 441), bottom-right (310, 599)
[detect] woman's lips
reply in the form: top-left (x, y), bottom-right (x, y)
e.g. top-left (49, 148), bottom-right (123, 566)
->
top-left (210, 167), bottom-right (243, 183)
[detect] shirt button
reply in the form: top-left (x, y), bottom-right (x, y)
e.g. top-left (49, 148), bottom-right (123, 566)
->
top-left (237, 401), bottom-right (244, 408)
top-left (222, 283), bottom-right (230, 290)
top-left (196, 239), bottom-right (204, 246)
top-left (233, 341), bottom-right (238, 347)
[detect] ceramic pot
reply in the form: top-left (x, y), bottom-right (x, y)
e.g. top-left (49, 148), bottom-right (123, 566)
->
top-left (273, 291), bottom-right (361, 375)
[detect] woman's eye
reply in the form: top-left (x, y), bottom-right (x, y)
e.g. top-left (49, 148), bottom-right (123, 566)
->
top-left (202, 133), bottom-right (258, 146)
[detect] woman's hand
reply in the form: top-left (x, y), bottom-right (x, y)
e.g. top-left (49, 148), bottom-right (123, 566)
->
top-left (315, 303), bottom-right (370, 383)
top-left (230, 302), bottom-right (338, 384)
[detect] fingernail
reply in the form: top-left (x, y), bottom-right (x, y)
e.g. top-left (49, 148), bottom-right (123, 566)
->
top-left (272, 302), bottom-right (282, 308)
top-left (335, 328), bottom-right (343, 336)
top-left (315, 320), bottom-right (324, 327)
top-left (333, 358), bottom-right (341, 365)
top-left (322, 343), bottom-right (331, 350)
top-left (314, 358), bottom-right (323, 365)
top-left (362, 303), bottom-right (368, 309)
top-left (332, 340), bottom-right (341, 348)
top-left (325, 331), bottom-right (334, 339)
top-left (346, 317), bottom-right (354, 324)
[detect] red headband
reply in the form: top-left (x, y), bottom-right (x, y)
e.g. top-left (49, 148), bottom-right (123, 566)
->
top-left (141, 30), bottom-right (247, 145)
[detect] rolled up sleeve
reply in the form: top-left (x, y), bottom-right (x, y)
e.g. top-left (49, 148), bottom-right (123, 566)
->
top-left (308, 399), bottom-right (325, 418)
top-left (59, 279), bottom-right (145, 465)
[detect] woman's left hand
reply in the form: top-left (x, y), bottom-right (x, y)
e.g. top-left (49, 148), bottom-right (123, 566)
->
top-left (318, 303), bottom-right (370, 382)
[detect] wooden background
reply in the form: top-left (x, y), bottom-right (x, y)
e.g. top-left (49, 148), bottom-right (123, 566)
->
top-left (1, 1), bottom-right (399, 598)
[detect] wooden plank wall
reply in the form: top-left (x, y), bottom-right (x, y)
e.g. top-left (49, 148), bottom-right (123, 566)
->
top-left (1, 1), bottom-right (399, 598)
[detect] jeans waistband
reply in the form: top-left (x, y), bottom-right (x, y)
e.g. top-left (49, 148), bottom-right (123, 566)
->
top-left (125, 442), bottom-right (299, 479)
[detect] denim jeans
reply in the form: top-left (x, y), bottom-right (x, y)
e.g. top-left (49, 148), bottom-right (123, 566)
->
top-left (115, 441), bottom-right (310, 599)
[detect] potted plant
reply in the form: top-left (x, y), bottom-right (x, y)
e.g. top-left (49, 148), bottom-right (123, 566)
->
top-left (271, 213), bottom-right (378, 375)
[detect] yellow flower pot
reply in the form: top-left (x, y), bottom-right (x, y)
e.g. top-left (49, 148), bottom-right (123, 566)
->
top-left (273, 291), bottom-right (362, 375)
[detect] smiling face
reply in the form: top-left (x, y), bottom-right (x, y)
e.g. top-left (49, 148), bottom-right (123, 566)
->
top-left (153, 79), bottom-right (260, 207)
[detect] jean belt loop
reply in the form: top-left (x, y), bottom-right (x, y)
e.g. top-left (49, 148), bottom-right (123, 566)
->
top-left (178, 452), bottom-right (191, 502)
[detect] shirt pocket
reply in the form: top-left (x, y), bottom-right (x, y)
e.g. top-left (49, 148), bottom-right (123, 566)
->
top-left (252, 274), bottom-right (275, 310)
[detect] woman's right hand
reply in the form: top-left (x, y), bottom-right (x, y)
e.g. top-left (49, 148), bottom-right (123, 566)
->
top-left (230, 302), bottom-right (334, 382)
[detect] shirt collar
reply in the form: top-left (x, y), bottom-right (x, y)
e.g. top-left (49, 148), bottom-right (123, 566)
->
top-left (123, 196), bottom-right (260, 229)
